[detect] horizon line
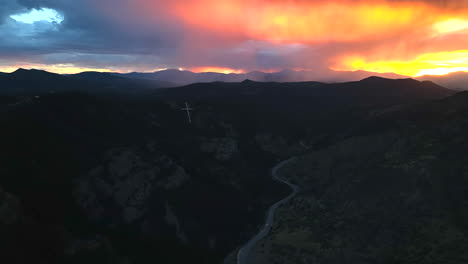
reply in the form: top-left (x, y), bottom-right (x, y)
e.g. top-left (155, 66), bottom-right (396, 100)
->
top-left (1, 66), bottom-right (408, 76)
top-left (1, 66), bottom-right (467, 78)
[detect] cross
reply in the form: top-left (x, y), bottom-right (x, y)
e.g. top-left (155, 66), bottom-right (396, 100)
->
top-left (181, 101), bottom-right (193, 124)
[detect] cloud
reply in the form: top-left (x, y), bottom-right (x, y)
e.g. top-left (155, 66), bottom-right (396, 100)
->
top-left (0, 0), bottom-right (467, 76)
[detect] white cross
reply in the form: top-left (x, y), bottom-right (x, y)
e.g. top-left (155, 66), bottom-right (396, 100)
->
top-left (181, 101), bottom-right (193, 124)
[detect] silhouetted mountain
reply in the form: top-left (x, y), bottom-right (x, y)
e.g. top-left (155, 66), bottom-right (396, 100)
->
top-left (70, 71), bottom-right (177, 89)
top-left (12, 68), bottom-right (67, 81)
top-left (116, 69), bottom-right (409, 86)
top-left (151, 77), bottom-right (452, 140)
top-left (0, 69), bottom-right (174, 95)
top-left (72, 71), bottom-right (134, 82)
top-left (156, 77), bottom-right (452, 107)
top-left (418, 71), bottom-right (468, 91)
top-left (0, 69), bottom-right (71, 94)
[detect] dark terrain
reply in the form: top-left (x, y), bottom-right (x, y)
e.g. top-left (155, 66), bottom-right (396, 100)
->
top-left (0, 69), bottom-right (465, 264)
top-left (249, 91), bottom-right (468, 264)
top-left (0, 69), bottom-right (175, 96)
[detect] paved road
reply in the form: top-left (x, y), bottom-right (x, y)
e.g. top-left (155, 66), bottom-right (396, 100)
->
top-left (237, 157), bottom-right (299, 264)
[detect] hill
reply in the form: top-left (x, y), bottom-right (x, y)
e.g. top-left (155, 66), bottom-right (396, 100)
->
top-left (155, 77), bottom-right (452, 111)
top-left (70, 71), bottom-right (177, 89)
top-left (0, 69), bottom-right (173, 96)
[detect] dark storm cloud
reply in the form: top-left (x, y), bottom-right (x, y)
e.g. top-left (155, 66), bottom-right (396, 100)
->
top-left (0, 0), bottom-right (186, 71)
top-left (1, 0), bottom-right (327, 71)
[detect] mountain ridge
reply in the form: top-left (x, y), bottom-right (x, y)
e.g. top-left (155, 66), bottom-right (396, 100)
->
top-left (116, 68), bottom-right (409, 85)
top-left (0, 69), bottom-right (175, 95)
top-left (155, 75), bottom-right (453, 105)
top-left (0, 69), bottom-right (448, 100)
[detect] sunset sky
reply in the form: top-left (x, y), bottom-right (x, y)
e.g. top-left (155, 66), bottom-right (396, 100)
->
top-left (1, 0), bottom-right (468, 76)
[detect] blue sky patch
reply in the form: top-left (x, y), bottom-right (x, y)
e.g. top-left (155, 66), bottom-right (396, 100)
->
top-left (10, 8), bottom-right (63, 24)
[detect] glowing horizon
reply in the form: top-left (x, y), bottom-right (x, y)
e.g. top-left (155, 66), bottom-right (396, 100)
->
top-left (3, 64), bottom-right (468, 77)
top-left (189, 67), bottom-right (246, 74)
top-left (333, 50), bottom-right (468, 77)
top-left (0, 64), bottom-right (172, 75)
top-left (0, 65), bottom-right (247, 75)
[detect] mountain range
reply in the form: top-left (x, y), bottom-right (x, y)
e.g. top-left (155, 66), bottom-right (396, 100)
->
top-left (4, 68), bottom-right (468, 93)
top-left (0, 68), bottom-right (174, 95)
top-left (116, 68), bottom-right (408, 86)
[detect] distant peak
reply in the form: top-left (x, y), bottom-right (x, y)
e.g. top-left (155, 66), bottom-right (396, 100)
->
top-left (163, 69), bottom-right (184, 73)
top-left (76, 71), bottom-right (111, 76)
top-left (241, 79), bottom-right (256, 84)
top-left (9, 68), bottom-right (61, 80)
top-left (360, 76), bottom-right (391, 82)
top-left (12, 68), bottom-right (49, 74)
top-left (13, 68), bottom-right (29, 73)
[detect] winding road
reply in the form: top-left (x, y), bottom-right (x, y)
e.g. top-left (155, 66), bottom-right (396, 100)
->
top-left (237, 157), bottom-right (299, 264)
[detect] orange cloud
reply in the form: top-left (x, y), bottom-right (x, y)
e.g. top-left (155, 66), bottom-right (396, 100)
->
top-left (167, 0), bottom-right (468, 76)
top-left (171, 0), bottom-right (464, 43)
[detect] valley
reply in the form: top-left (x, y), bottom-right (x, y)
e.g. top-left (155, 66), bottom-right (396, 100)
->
top-left (237, 157), bottom-right (299, 264)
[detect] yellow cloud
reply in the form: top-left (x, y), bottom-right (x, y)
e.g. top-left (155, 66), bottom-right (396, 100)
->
top-left (334, 50), bottom-right (468, 77)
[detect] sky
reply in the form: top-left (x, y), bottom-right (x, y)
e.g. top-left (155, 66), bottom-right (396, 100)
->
top-left (1, 0), bottom-right (468, 76)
